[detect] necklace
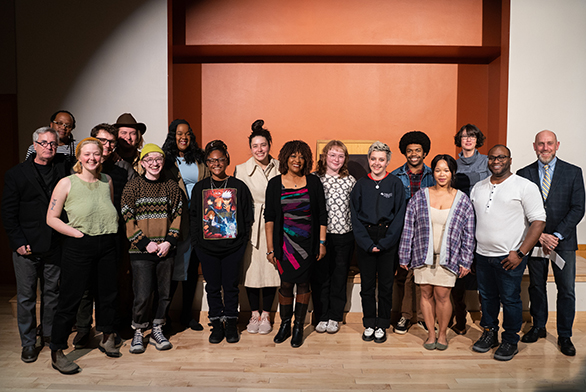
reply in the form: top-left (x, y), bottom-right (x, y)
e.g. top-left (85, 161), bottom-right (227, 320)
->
top-left (210, 176), bottom-right (229, 191)
top-left (373, 179), bottom-right (383, 189)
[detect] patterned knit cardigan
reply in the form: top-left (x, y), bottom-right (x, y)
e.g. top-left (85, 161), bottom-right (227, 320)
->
top-left (399, 188), bottom-right (475, 275)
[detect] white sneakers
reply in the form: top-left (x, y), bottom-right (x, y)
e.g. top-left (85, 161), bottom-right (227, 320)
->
top-left (247, 312), bottom-right (272, 335)
top-left (247, 314), bottom-right (261, 334)
top-left (315, 321), bottom-right (328, 333)
top-left (316, 320), bottom-right (340, 334)
top-left (258, 313), bottom-right (272, 335)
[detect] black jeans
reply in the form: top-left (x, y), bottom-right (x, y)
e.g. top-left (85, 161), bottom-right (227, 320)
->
top-left (131, 256), bottom-right (174, 329)
top-left (13, 248), bottom-right (60, 347)
top-left (50, 234), bottom-right (118, 351)
top-left (311, 232), bottom-right (354, 322)
top-left (356, 225), bottom-right (397, 329)
top-left (196, 244), bottom-right (246, 320)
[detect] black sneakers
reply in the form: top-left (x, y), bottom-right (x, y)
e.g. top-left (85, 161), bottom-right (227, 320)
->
top-left (494, 341), bottom-right (519, 361)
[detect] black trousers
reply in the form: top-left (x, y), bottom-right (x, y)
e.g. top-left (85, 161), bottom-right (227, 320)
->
top-left (51, 234), bottom-right (118, 350)
top-left (356, 225), bottom-right (397, 329)
top-left (311, 231), bottom-right (354, 322)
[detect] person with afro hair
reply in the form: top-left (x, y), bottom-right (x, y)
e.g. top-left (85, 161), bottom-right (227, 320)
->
top-left (391, 130), bottom-right (435, 336)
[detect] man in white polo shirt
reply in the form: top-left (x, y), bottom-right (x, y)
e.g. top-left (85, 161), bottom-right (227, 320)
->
top-left (470, 144), bottom-right (545, 361)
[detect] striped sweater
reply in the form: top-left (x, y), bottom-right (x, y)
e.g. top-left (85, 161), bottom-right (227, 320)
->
top-left (121, 175), bottom-right (182, 260)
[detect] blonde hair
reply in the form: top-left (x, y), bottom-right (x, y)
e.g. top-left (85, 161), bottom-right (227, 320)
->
top-left (316, 140), bottom-right (350, 177)
top-left (73, 138), bottom-right (103, 175)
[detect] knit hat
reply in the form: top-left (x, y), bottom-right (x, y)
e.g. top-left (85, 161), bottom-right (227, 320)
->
top-left (140, 143), bottom-right (165, 160)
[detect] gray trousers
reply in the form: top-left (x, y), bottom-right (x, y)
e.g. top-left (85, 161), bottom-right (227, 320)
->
top-left (13, 250), bottom-right (60, 347)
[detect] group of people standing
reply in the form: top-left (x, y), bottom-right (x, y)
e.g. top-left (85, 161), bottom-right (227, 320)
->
top-left (3, 112), bottom-right (584, 376)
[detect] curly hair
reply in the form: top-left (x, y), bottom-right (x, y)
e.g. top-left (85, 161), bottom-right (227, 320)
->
top-left (204, 139), bottom-right (230, 165)
top-left (316, 140), bottom-right (350, 177)
top-left (398, 131), bottom-right (431, 155)
top-left (162, 119), bottom-right (205, 165)
top-left (431, 154), bottom-right (457, 188)
top-left (249, 119), bottom-right (272, 147)
top-left (454, 124), bottom-right (486, 148)
top-left (278, 140), bottom-right (313, 176)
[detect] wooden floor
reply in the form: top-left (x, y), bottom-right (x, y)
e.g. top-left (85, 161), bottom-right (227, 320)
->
top-left (1, 287), bottom-right (585, 392)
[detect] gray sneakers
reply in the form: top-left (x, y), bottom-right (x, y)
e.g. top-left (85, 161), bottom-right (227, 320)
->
top-left (149, 324), bottom-right (172, 350)
top-left (130, 328), bottom-right (145, 354)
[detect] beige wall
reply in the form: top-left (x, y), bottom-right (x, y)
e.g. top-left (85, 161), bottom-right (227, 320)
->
top-left (15, 0), bottom-right (168, 157)
top-left (508, 0), bottom-right (586, 243)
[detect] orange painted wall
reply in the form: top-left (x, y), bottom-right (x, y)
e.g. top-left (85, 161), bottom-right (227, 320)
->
top-left (172, 0), bottom-right (508, 172)
top-left (199, 63), bottom-right (458, 173)
top-left (185, 0), bottom-right (483, 46)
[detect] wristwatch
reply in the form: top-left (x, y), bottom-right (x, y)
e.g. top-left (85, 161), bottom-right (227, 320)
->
top-left (516, 249), bottom-right (525, 259)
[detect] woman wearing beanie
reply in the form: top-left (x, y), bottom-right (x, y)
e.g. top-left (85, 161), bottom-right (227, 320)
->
top-left (121, 143), bottom-right (183, 354)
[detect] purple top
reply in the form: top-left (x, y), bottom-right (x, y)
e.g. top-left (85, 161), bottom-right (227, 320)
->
top-left (399, 188), bottom-right (475, 275)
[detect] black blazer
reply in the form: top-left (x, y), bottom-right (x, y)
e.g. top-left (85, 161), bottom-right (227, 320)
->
top-left (1, 154), bottom-right (72, 254)
top-left (264, 174), bottom-right (327, 262)
top-left (517, 159), bottom-right (585, 251)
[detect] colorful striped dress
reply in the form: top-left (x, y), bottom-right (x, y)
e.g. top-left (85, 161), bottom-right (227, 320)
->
top-left (278, 186), bottom-right (313, 282)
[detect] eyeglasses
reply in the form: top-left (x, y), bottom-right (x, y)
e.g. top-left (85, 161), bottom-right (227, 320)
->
top-left (35, 140), bottom-right (58, 149)
top-left (207, 158), bottom-right (227, 164)
top-left (96, 137), bottom-right (117, 147)
top-left (462, 135), bottom-right (477, 140)
top-left (52, 121), bottom-right (73, 130)
top-left (143, 157), bottom-right (164, 165)
top-left (488, 155), bottom-right (510, 162)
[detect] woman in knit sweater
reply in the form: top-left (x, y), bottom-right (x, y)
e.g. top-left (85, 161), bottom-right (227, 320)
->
top-left (399, 154), bottom-right (475, 350)
top-left (121, 144), bottom-right (183, 354)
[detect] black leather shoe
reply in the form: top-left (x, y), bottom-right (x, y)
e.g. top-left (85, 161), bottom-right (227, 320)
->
top-left (21, 346), bottom-right (38, 363)
top-left (521, 326), bottom-right (546, 343)
top-left (558, 337), bottom-right (576, 356)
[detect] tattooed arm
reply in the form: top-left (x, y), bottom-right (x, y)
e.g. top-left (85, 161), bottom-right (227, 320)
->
top-left (46, 177), bottom-right (84, 238)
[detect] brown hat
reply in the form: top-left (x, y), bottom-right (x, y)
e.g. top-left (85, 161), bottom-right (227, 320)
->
top-left (113, 113), bottom-right (146, 134)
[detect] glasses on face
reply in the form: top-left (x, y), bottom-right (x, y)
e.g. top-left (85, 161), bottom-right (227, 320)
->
top-left (207, 158), bottom-right (227, 165)
top-left (488, 155), bottom-right (510, 162)
top-left (462, 135), bottom-right (477, 140)
top-left (143, 157), bottom-right (164, 165)
top-left (35, 140), bottom-right (58, 149)
top-left (52, 121), bottom-right (73, 130)
top-left (96, 137), bottom-right (117, 147)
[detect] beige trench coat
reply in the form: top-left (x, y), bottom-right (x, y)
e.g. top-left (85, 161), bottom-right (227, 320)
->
top-left (234, 157), bottom-right (281, 287)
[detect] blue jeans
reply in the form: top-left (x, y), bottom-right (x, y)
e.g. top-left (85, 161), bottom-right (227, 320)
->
top-left (476, 252), bottom-right (527, 344)
top-left (13, 249), bottom-right (60, 347)
top-left (527, 250), bottom-right (576, 337)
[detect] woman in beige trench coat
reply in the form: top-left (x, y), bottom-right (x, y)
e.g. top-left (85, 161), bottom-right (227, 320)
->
top-left (234, 119), bottom-right (280, 334)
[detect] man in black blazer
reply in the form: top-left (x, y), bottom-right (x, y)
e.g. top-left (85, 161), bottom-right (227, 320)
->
top-left (1, 127), bottom-right (72, 363)
top-left (517, 130), bottom-right (585, 356)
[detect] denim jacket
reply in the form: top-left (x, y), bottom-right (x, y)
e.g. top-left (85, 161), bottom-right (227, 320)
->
top-left (390, 163), bottom-right (435, 201)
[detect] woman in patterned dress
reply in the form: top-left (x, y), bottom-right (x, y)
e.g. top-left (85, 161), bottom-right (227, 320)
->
top-left (265, 140), bottom-right (327, 347)
top-left (312, 140), bottom-right (356, 334)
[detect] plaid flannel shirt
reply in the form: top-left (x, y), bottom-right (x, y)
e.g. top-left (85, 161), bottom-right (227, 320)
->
top-left (399, 188), bottom-right (475, 275)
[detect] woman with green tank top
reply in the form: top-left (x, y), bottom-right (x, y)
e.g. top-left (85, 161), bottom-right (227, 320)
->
top-left (47, 137), bottom-right (120, 375)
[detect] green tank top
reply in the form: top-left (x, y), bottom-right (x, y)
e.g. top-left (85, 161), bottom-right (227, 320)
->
top-left (64, 174), bottom-right (118, 235)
